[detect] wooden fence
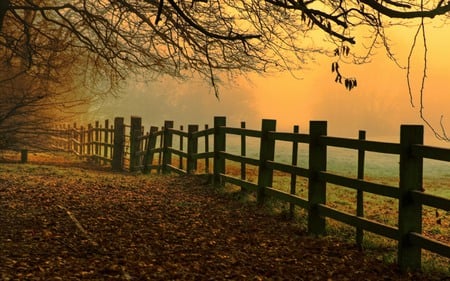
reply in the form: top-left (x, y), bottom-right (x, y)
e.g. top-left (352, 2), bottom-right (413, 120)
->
top-left (54, 116), bottom-right (450, 272)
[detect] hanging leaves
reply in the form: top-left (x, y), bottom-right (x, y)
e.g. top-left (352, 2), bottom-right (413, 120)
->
top-left (331, 46), bottom-right (357, 90)
top-left (344, 78), bottom-right (358, 91)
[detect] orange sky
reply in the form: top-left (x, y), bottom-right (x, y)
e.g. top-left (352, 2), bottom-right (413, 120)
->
top-left (91, 22), bottom-right (450, 147)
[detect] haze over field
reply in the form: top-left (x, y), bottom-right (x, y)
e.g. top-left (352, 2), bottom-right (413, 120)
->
top-left (89, 24), bottom-right (450, 147)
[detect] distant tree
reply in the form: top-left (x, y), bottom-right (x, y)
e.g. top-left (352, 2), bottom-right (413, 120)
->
top-left (1, 0), bottom-right (449, 139)
top-left (0, 5), bottom-right (90, 150)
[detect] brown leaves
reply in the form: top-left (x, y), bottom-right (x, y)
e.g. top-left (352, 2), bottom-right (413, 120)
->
top-left (0, 155), bottom-right (445, 280)
top-left (332, 46), bottom-right (358, 91)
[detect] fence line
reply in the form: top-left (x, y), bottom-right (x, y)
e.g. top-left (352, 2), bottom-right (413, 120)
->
top-left (54, 116), bottom-right (450, 272)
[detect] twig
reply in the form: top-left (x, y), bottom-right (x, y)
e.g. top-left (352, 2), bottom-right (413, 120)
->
top-left (57, 205), bottom-right (99, 247)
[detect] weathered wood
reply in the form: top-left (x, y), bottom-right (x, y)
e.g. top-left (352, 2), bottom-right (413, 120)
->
top-left (204, 124), bottom-right (210, 173)
top-left (240, 121), bottom-right (246, 183)
top-left (411, 191), bottom-right (450, 211)
top-left (257, 119), bottom-right (276, 205)
top-left (157, 126), bottom-right (164, 174)
top-left (317, 204), bottom-right (398, 240)
top-left (398, 125), bottom-right (423, 271)
top-left (104, 119), bottom-right (109, 161)
top-left (321, 136), bottom-right (400, 154)
top-left (87, 123), bottom-right (92, 156)
top-left (412, 144), bottom-right (450, 162)
top-left (179, 125), bottom-right (184, 170)
top-left (409, 233), bottom-right (450, 258)
top-left (129, 116), bottom-right (142, 172)
top-left (162, 120), bottom-right (174, 174)
top-left (95, 121), bottom-right (100, 164)
top-left (213, 116), bottom-right (226, 186)
top-left (80, 126), bottom-right (85, 156)
top-left (356, 130), bottom-right (366, 247)
top-left (290, 125), bottom-right (299, 217)
top-left (142, 126), bottom-right (159, 174)
top-left (220, 174), bottom-right (258, 192)
top-left (318, 172), bottom-right (398, 198)
top-left (187, 124), bottom-right (199, 174)
top-left (308, 121), bottom-right (327, 236)
top-left (20, 149), bottom-right (28, 163)
top-left (266, 187), bottom-right (309, 210)
top-left (112, 117), bottom-right (125, 171)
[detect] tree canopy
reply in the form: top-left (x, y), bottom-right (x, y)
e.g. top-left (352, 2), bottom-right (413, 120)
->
top-left (1, 0), bottom-right (449, 144)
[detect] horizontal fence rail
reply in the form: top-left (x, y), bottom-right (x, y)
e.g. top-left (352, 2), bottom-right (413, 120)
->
top-left (54, 116), bottom-right (450, 272)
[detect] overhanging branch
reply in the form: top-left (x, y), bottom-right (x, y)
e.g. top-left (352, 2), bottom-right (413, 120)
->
top-left (360, 0), bottom-right (450, 18)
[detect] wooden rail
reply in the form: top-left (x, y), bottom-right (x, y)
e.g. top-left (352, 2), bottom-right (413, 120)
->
top-left (55, 116), bottom-right (450, 272)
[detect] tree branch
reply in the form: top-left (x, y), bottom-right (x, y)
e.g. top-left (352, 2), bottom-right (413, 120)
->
top-left (360, 0), bottom-right (450, 18)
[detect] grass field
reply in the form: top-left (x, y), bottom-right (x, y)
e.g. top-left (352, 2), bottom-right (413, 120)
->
top-left (220, 159), bottom-right (450, 276)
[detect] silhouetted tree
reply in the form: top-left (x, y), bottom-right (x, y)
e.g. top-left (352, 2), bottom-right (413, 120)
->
top-left (1, 0), bottom-right (449, 140)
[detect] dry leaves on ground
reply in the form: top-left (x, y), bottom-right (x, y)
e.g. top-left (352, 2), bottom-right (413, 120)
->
top-left (0, 155), bottom-right (448, 280)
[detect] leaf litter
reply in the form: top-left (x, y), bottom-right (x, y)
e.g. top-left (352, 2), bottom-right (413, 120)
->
top-left (0, 154), bottom-right (448, 280)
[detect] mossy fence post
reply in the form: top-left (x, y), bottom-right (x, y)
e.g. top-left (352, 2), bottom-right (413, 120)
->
top-left (129, 116), bottom-right (142, 172)
top-left (257, 119), bottom-right (276, 205)
top-left (213, 116), bottom-right (226, 186)
top-left (398, 125), bottom-right (423, 271)
top-left (187, 124), bottom-right (199, 174)
top-left (308, 121), bottom-right (327, 236)
top-left (112, 117), bottom-right (125, 171)
top-left (162, 120), bottom-right (174, 174)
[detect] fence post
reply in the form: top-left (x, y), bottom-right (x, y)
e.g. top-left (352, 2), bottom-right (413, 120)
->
top-left (80, 126), bottom-right (85, 156)
top-left (356, 130), bottom-right (366, 248)
top-left (143, 126), bottom-right (159, 174)
top-left (187, 125), bottom-right (199, 174)
top-left (204, 124), bottom-right (210, 173)
top-left (240, 121), bottom-right (246, 183)
top-left (21, 149), bottom-right (28, 163)
top-left (95, 121), bottom-right (100, 163)
top-left (257, 119), bottom-right (276, 205)
top-left (162, 120), bottom-right (174, 174)
top-left (104, 120), bottom-right (109, 161)
top-left (213, 116), bottom-right (226, 186)
top-left (87, 124), bottom-right (92, 156)
top-left (308, 121), bottom-right (327, 236)
top-left (129, 116), bottom-right (142, 172)
top-left (72, 122), bottom-right (77, 154)
top-left (179, 126), bottom-right (184, 170)
top-left (398, 125), bottom-right (423, 271)
top-left (290, 125), bottom-right (300, 217)
top-left (112, 117), bottom-right (125, 171)
top-left (66, 124), bottom-right (71, 151)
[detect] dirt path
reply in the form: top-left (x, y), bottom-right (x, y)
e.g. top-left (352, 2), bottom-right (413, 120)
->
top-left (0, 157), bottom-right (446, 280)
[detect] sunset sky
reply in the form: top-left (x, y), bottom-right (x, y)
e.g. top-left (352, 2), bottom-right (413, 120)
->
top-left (90, 21), bottom-right (450, 147)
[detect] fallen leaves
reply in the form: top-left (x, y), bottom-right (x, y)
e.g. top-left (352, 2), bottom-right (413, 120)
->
top-left (0, 155), bottom-right (447, 280)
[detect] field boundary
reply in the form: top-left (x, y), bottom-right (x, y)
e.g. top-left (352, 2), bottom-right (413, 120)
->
top-left (53, 116), bottom-right (450, 271)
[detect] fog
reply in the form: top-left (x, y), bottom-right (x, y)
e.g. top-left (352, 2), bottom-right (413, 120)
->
top-left (88, 24), bottom-right (450, 147)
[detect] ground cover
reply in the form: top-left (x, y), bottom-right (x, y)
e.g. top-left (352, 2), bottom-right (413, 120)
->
top-left (0, 152), bottom-right (448, 280)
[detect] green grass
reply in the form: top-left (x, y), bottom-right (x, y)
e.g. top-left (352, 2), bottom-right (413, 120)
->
top-left (219, 162), bottom-right (450, 276)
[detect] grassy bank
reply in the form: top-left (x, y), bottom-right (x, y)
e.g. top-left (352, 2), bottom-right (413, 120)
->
top-left (220, 162), bottom-right (450, 276)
